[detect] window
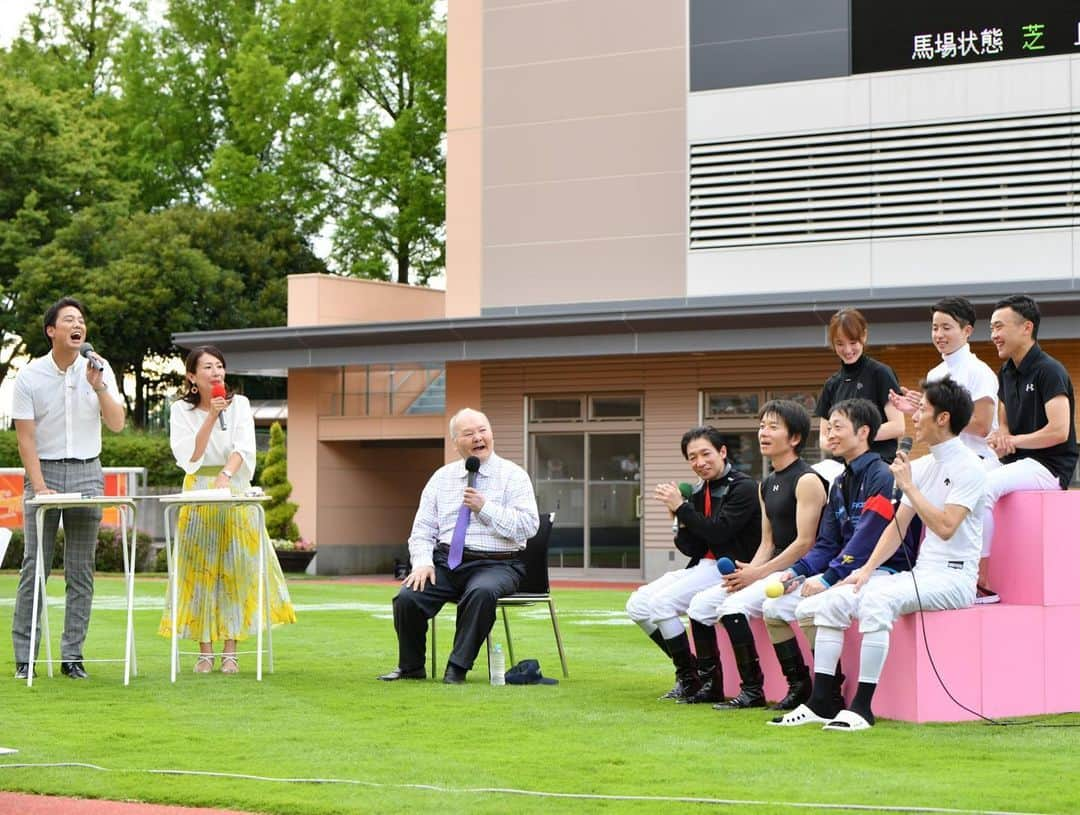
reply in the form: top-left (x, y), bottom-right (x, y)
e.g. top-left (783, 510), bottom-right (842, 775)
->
top-left (589, 395), bottom-right (642, 420)
top-left (530, 397), bottom-right (583, 422)
top-left (529, 393), bottom-right (642, 571)
top-left (702, 388), bottom-right (824, 479)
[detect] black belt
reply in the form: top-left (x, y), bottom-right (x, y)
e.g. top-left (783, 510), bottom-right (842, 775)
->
top-left (436, 544), bottom-right (520, 562)
top-left (42, 457), bottom-right (99, 464)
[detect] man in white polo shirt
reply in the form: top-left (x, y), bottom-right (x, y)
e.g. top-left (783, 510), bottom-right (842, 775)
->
top-left (889, 296), bottom-right (1000, 602)
top-left (11, 297), bottom-right (125, 680)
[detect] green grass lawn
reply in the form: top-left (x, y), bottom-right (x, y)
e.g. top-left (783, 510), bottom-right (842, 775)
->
top-left (0, 573), bottom-right (1077, 815)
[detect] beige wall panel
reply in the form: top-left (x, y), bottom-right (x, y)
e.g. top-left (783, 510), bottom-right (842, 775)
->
top-left (315, 442), bottom-right (443, 550)
top-left (485, 0), bottom-right (684, 68)
top-left (287, 275), bottom-right (444, 327)
top-left (446, 129), bottom-right (484, 319)
top-left (642, 375), bottom-right (702, 556)
top-left (318, 415), bottom-right (445, 442)
top-left (484, 109), bottom-right (685, 187)
top-left (287, 369), bottom-right (338, 541)
top-left (447, 0), bottom-right (483, 132)
top-left (484, 47), bottom-right (685, 127)
top-left (483, 235), bottom-right (685, 308)
top-left (445, 362), bottom-right (483, 462)
top-left (317, 506), bottom-right (419, 548)
top-left (485, 172), bottom-right (684, 246)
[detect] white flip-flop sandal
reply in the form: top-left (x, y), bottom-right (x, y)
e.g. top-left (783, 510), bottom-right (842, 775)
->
top-left (767, 703), bottom-right (831, 727)
top-left (823, 709), bottom-right (873, 732)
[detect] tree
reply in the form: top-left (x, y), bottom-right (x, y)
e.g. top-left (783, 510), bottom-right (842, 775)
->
top-left (259, 422), bottom-right (299, 541)
top-left (12, 205), bottom-right (326, 425)
top-left (0, 75), bottom-right (129, 384)
top-left (148, 0), bottom-right (447, 284)
top-left (277, 0), bottom-right (447, 284)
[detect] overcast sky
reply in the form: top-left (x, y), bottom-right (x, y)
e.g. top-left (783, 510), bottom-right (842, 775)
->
top-left (0, 0), bottom-right (35, 46)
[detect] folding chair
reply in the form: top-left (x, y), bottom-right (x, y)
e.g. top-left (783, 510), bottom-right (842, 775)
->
top-left (430, 512), bottom-right (568, 678)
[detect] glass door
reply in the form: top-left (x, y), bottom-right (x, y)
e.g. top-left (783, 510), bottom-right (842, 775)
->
top-left (532, 431), bottom-right (641, 571)
top-left (588, 433), bottom-right (641, 569)
top-left (533, 434), bottom-right (585, 568)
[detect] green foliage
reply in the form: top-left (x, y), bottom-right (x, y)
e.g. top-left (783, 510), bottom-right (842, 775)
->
top-left (0, 430), bottom-right (179, 487)
top-left (1, 525), bottom-right (154, 571)
top-left (258, 421), bottom-right (299, 541)
top-left (0, 73), bottom-right (129, 384)
top-left (100, 431), bottom-right (179, 487)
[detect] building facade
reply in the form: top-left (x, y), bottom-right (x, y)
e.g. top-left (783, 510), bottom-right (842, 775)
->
top-left (178, 1), bottom-right (1080, 579)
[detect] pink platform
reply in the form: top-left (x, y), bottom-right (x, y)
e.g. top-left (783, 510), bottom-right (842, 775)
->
top-left (987, 491), bottom-right (1078, 606)
top-left (711, 490), bottom-right (1080, 723)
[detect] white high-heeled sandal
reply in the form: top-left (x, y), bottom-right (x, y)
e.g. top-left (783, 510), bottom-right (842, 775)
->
top-left (193, 654), bottom-right (215, 674)
top-left (220, 654), bottom-right (239, 674)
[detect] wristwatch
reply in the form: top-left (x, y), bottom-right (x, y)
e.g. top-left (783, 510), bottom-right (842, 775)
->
top-left (221, 469), bottom-right (234, 479)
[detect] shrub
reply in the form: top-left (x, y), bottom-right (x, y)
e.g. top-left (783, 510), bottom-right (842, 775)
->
top-left (259, 422), bottom-right (299, 541)
top-left (1, 525), bottom-right (153, 572)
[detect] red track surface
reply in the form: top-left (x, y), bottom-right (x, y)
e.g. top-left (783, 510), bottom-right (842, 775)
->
top-left (0, 793), bottom-right (255, 815)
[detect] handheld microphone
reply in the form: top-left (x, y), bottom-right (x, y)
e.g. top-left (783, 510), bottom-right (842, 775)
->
top-left (892, 436), bottom-right (914, 502)
top-left (211, 382), bottom-right (228, 431)
top-left (465, 455), bottom-right (481, 489)
top-left (716, 557), bottom-right (735, 575)
top-left (79, 342), bottom-right (105, 372)
top-left (765, 574), bottom-right (806, 598)
top-left (672, 482), bottom-right (694, 534)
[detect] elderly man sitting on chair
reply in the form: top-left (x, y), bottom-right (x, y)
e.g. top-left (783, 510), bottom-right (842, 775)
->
top-left (378, 408), bottom-right (539, 684)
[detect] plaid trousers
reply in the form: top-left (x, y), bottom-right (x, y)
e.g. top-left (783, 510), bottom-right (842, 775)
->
top-left (11, 459), bottom-right (104, 662)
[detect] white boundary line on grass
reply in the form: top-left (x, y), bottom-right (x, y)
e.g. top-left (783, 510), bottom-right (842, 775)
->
top-left (0, 762), bottom-right (1056, 815)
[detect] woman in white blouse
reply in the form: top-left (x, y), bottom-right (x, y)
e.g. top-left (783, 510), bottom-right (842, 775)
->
top-left (159, 346), bottom-right (295, 673)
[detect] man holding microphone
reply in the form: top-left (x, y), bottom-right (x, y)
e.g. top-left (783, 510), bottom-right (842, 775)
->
top-left (378, 408), bottom-right (538, 684)
top-left (11, 297), bottom-right (125, 680)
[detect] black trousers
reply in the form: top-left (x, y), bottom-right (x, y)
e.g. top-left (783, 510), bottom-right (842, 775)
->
top-left (392, 547), bottom-right (524, 672)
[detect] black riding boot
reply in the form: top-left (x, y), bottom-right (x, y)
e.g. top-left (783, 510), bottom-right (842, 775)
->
top-left (712, 614), bottom-right (766, 710)
top-left (664, 632), bottom-right (702, 702)
top-left (680, 619), bottom-right (725, 704)
top-left (768, 638), bottom-right (811, 711)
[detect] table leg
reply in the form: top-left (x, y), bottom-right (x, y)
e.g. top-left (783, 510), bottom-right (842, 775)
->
top-left (122, 505), bottom-right (137, 685)
top-left (256, 506), bottom-right (265, 682)
top-left (166, 505), bottom-right (179, 683)
top-left (27, 508), bottom-right (45, 688)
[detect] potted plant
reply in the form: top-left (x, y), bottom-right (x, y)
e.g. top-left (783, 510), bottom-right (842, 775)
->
top-left (271, 537), bottom-right (317, 572)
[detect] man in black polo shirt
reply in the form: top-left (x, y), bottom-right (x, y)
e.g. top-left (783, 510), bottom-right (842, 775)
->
top-left (984, 295), bottom-right (1078, 573)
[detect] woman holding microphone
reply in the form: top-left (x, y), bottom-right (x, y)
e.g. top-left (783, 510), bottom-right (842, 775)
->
top-left (159, 345), bottom-right (296, 673)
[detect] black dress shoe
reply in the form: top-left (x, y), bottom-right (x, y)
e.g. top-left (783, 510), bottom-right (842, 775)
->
top-left (14, 663), bottom-right (36, 680)
top-left (442, 663), bottom-right (467, 684)
top-left (377, 667), bottom-right (427, 681)
top-left (60, 661), bottom-right (89, 679)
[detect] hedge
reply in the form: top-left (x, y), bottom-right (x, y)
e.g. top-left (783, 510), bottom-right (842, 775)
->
top-left (0, 430), bottom-right (265, 487)
top-left (1, 525), bottom-right (155, 572)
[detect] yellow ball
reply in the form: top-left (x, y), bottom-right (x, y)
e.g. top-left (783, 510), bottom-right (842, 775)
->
top-left (764, 581), bottom-right (784, 599)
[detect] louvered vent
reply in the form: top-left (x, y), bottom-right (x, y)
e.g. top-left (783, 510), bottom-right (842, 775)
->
top-left (689, 112), bottom-right (1078, 250)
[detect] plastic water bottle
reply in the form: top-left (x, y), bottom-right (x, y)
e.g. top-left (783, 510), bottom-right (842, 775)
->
top-left (491, 643), bottom-right (506, 686)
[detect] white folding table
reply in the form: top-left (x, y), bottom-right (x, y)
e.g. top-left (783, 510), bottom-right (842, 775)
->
top-left (160, 493), bottom-right (274, 682)
top-left (24, 495), bottom-right (138, 688)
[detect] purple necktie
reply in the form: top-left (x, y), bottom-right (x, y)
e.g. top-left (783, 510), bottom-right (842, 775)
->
top-left (448, 505), bottom-right (471, 569)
